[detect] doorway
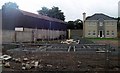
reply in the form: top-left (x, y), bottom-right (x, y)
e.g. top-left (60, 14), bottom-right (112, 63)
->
top-left (98, 30), bottom-right (104, 38)
top-left (100, 31), bottom-right (103, 37)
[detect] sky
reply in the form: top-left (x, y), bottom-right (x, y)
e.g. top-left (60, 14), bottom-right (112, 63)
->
top-left (0, 0), bottom-right (120, 21)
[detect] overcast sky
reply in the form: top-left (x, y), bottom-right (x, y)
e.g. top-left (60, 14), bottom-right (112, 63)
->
top-left (0, 0), bottom-right (119, 21)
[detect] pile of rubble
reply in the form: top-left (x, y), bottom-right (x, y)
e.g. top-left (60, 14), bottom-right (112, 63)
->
top-left (0, 55), bottom-right (42, 70)
top-left (1, 51), bottom-right (120, 72)
top-left (61, 39), bottom-right (80, 44)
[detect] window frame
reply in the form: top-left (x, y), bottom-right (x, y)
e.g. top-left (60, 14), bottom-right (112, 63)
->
top-left (106, 30), bottom-right (109, 35)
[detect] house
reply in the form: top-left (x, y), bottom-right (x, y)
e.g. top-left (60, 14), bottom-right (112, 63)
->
top-left (83, 13), bottom-right (117, 38)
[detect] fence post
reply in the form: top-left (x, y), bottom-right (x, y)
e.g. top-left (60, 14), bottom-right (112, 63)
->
top-left (14, 31), bottom-right (16, 42)
top-left (105, 44), bottom-right (110, 72)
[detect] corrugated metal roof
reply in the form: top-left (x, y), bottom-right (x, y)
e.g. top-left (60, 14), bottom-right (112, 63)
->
top-left (2, 8), bottom-right (66, 30)
top-left (86, 13), bottom-right (116, 20)
top-left (20, 10), bottom-right (65, 23)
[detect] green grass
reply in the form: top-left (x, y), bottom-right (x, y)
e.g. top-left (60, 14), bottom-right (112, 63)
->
top-left (36, 40), bottom-right (62, 44)
top-left (86, 38), bottom-right (119, 41)
top-left (2, 44), bottom-right (19, 53)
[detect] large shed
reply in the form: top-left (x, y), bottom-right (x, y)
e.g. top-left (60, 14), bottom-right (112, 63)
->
top-left (2, 8), bottom-right (67, 42)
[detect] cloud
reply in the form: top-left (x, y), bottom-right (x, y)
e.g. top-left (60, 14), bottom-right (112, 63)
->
top-left (0, 0), bottom-right (119, 21)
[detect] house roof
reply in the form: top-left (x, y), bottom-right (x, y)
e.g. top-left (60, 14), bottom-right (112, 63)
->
top-left (86, 13), bottom-right (116, 20)
top-left (20, 10), bottom-right (65, 23)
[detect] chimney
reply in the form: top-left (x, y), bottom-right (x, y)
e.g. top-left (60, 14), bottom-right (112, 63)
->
top-left (83, 12), bottom-right (86, 37)
top-left (83, 12), bottom-right (86, 22)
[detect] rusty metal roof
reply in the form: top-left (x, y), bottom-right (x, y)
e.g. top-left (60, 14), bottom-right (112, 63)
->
top-left (20, 10), bottom-right (65, 23)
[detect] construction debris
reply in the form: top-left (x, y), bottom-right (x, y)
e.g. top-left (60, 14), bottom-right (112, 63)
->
top-left (22, 63), bottom-right (25, 66)
top-left (39, 64), bottom-right (43, 68)
top-left (15, 58), bottom-right (21, 63)
top-left (47, 64), bottom-right (52, 67)
top-left (4, 62), bottom-right (10, 68)
top-left (78, 61), bottom-right (82, 64)
top-left (77, 65), bottom-right (80, 68)
top-left (2, 43), bottom-right (119, 71)
top-left (34, 61), bottom-right (39, 68)
top-left (23, 58), bottom-right (28, 61)
top-left (0, 55), bottom-right (12, 61)
top-left (22, 66), bottom-right (26, 70)
top-left (25, 63), bottom-right (31, 70)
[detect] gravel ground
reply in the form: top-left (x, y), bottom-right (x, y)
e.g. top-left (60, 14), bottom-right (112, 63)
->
top-left (1, 45), bottom-right (120, 72)
top-left (1, 38), bottom-right (120, 73)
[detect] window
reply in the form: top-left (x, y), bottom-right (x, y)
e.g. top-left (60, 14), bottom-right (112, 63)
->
top-left (106, 21), bottom-right (110, 26)
top-left (15, 27), bottom-right (24, 31)
top-left (106, 31), bottom-right (109, 35)
top-left (111, 22), bottom-right (114, 26)
top-left (106, 22), bottom-right (114, 26)
top-left (88, 31), bottom-right (91, 35)
top-left (112, 31), bottom-right (114, 35)
top-left (89, 22), bottom-right (96, 26)
top-left (93, 30), bottom-right (96, 35)
top-left (99, 22), bottom-right (103, 26)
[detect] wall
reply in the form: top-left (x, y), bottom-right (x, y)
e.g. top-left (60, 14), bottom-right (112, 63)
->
top-left (70, 29), bottom-right (83, 39)
top-left (24, 28), bottom-right (66, 40)
top-left (15, 31), bottom-right (32, 42)
top-left (2, 30), bottom-right (15, 43)
top-left (2, 30), bottom-right (33, 43)
top-left (84, 20), bottom-right (98, 38)
top-left (104, 20), bottom-right (117, 38)
top-left (2, 28), bottom-right (66, 43)
top-left (84, 20), bottom-right (117, 38)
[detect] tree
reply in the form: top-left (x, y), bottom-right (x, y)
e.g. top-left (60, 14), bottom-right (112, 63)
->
top-left (67, 19), bottom-right (83, 29)
top-left (67, 21), bottom-right (74, 29)
top-left (37, 7), bottom-right (49, 16)
top-left (74, 19), bottom-right (83, 29)
top-left (2, 2), bottom-right (19, 9)
top-left (117, 17), bottom-right (120, 31)
top-left (37, 6), bottom-right (65, 21)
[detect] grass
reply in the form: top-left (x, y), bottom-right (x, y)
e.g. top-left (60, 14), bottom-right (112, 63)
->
top-left (2, 44), bottom-right (19, 54)
top-left (87, 38), bottom-right (119, 41)
top-left (36, 40), bottom-right (62, 44)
